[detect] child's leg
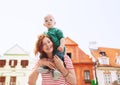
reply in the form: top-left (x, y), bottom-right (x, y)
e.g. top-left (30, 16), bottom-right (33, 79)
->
top-left (55, 47), bottom-right (65, 61)
top-left (51, 69), bottom-right (61, 80)
top-left (37, 66), bottom-right (50, 73)
top-left (55, 47), bottom-right (66, 67)
top-left (50, 47), bottom-right (65, 80)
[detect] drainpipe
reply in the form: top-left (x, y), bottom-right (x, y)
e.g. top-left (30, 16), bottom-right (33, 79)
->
top-left (95, 61), bottom-right (98, 85)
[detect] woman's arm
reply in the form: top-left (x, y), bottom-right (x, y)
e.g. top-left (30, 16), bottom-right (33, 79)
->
top-left (28, 59), bottom-right (43, 85)
top-left (60, 66), bottom-right (76, 85)
top-left (53, 55), bottom-right (77, 85)
top-left (28, 69), bottom-right (39, 85)
top-left (28, 59), bottom-right (56, 85)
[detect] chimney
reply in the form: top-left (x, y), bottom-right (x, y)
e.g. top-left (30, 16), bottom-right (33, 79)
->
top-left (89, 41), bottom-right (98, 50)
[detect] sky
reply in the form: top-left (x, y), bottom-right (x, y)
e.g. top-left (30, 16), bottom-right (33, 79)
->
top-left (0, 0), bottom-right (120, 57)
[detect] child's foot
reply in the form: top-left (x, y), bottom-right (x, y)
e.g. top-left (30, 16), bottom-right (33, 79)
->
top-left (52, 69), bottom-right (61, 80)
top-left (37, 67), bottom-right (49, 73)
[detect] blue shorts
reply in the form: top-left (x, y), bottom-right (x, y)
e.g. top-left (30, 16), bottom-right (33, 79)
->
top-left (54, 47), bottom-right (66, 62)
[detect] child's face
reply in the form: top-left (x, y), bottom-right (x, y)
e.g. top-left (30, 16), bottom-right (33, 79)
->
top-left (44, 15), bottom-right (56, 29)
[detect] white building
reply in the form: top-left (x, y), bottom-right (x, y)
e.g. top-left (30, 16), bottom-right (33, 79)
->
top-left (0, 44), bottom-right (35, 85)
top-left (90, 47), bottom-right (120, 85)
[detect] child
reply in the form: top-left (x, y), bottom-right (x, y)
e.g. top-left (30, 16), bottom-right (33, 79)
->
top-left (37, 14), bottom-right (66, 80)
top-left (43, 14), bottom-right (66, 62)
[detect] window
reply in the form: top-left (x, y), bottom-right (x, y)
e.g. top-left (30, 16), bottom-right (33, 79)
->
top-left (99, 57), bottom-right (109, 65)
top-left (99, 51), bottom-right (106, 56)
top-left (99, 51), bottom-right (109, 65)
top-left (0, 76), bottom-right (5, 85)
top-left (104, 73), bottom-right (111, 85)
top-left (117, 73), bottom-right (120, 84)
top-left (10, 76), bottom-right (16, 85)
top-left (84, 70), bottom-right (90, 83)
top-left (67, 53), bottom-right (71, 58)
top-left (21, 60), bottom-right (28, 68)
top-left (9, 60), bottom-right (17, 68)
top-left (0, 60), bottom-right (6, 67)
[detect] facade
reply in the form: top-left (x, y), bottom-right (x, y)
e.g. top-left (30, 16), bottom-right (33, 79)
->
top-left (65, 37), bottom-right (94, 85)
top-left (0, 37), bottom-right (95, 85)
top-left (90, 47), bottom-right (120, 85)
top-left (0, 44), bottom-right (34, 85)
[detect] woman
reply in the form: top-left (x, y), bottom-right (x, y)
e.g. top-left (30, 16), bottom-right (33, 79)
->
top-left (28, 34), bottom-right (76, 85)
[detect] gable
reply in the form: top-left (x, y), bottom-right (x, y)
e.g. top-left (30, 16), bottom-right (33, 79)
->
top-left (65, 37), bottom-right (78, 46)
top-left (65, 37), bottom-right (92, 64)
top-left (4, 44), bottom-right (29, 56)
top-left (78, 48), bottom-right (92, 63)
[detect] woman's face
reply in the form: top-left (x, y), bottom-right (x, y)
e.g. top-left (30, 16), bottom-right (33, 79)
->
top-left (42, 37), bottom-right (53, 54)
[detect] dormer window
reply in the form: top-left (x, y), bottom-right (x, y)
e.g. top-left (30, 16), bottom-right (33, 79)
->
top-left (99, 51), bottom-right (109, 65)
top-left (116, 56), bottom-right (120, 64)
top-left (99, 57), bottom-right (109, 65)
top-left (99, 51), bottom-right (106, 56)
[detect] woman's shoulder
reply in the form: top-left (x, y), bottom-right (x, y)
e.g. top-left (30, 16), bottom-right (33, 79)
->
top-left (64, 54), bottom-right (73, 69)
top-left (64, 54), bottom-right (72, 61)
top-left (64, 54), bottom-right (70, 58)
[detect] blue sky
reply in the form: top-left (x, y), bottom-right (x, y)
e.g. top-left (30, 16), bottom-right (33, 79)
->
top-left (0, 0), bottom-right (120, 56)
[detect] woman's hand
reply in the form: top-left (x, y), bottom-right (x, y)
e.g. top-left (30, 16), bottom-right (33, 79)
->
top-left (53, 55), bottom-right (64, 71)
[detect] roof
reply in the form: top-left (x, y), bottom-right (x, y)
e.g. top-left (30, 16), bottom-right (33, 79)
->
top-left (90, 47), bottom-right (120, 67)
top-left (65, 37), bottom-right (93, 64)
top-left (65, 37), bottom-right (78, 46)
top-left (4, 44), bottom-right (29, 56)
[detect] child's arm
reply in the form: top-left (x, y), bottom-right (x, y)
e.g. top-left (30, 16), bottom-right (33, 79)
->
top-left (57, 37), bottom-right (65, 52)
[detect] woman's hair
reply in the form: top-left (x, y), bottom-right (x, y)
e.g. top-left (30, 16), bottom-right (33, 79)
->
top-left (34, 34), bottom-right (55, 59)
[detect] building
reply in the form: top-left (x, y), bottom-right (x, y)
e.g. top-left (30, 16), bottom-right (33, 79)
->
top-left (65, 37), bottom-right (94, 85)
top-left (0, 37), bottom-right (95, 85)
top-left (90, 46), bottom-right (120, 85)
top-left (0, 44), bottom-right (34, 85)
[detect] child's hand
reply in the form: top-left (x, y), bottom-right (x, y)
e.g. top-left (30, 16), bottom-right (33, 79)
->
top-left (57, 45), bottom-right (64, 52)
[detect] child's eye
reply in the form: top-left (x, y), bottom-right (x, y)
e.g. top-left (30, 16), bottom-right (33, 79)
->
top-left (45, 20), bottom-right (48, 22)
top-left (50, 19), bottom-right (52, 21)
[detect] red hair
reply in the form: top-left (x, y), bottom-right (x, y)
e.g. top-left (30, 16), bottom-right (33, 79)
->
top-left (34, 34), bottom-right (48, 55)
top-left (34, 34), bottom-right (55, 59)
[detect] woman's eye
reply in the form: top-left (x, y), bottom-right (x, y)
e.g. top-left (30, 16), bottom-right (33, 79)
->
top-left (47, 40), bottom-right (50, 43)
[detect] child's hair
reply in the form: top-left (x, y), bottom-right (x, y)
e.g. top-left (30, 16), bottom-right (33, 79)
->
top-left (44, 14), bottom-right (55, 20)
